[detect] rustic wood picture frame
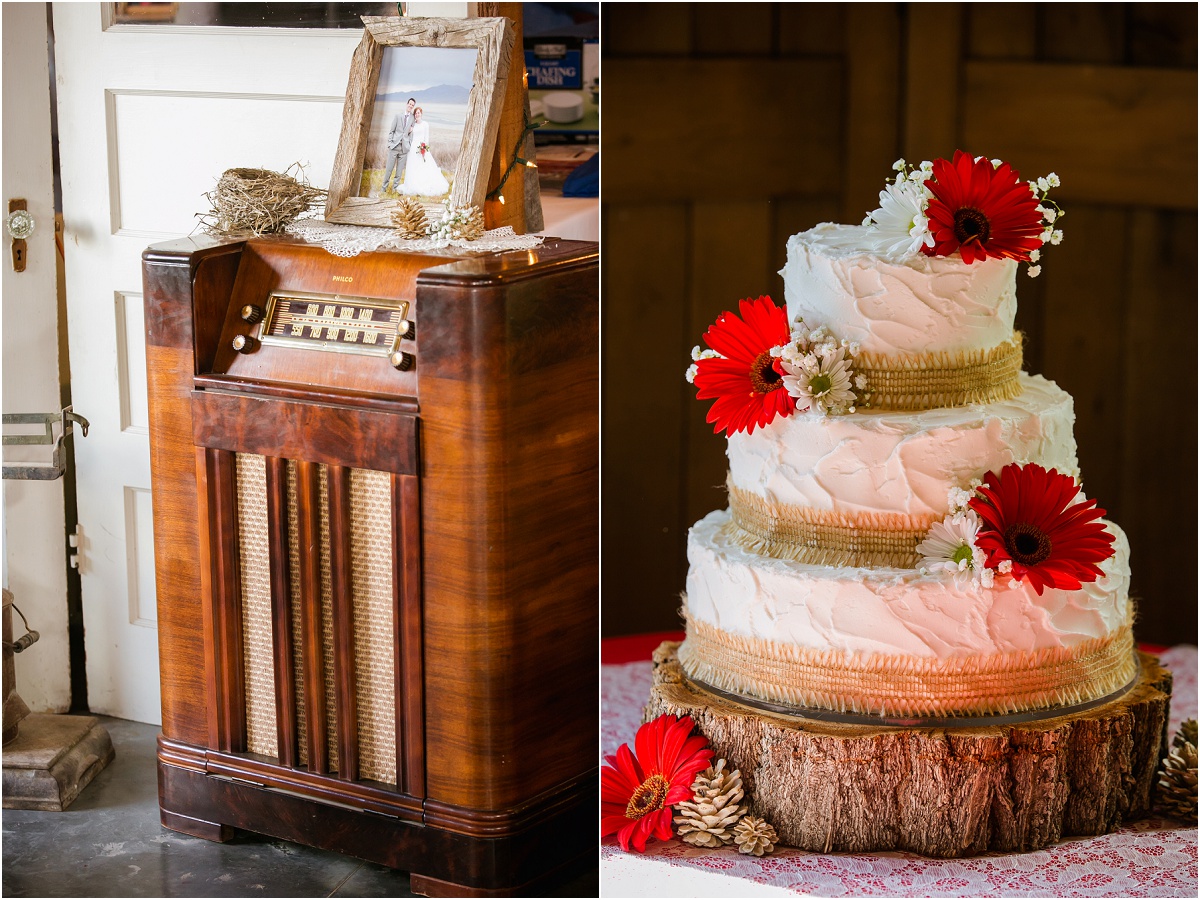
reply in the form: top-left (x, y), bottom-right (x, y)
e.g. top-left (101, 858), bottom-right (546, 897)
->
top-left (325, 16), bottom-right (515, 227)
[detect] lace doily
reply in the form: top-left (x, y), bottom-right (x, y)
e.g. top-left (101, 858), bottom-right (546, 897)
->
top-left (602, 645), bottom-right (1199, 898)
top-left (285, 218), bottom-right (544, 258)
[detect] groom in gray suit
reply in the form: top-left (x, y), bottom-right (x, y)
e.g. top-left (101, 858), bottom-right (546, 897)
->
top-left (381, 97), bottom-right (417, 194)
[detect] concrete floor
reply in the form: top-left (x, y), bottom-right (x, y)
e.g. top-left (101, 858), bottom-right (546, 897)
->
top-left (2, 717), bottom-right (598, 898)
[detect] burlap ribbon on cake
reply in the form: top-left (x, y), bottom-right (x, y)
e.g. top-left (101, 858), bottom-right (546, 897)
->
top-left (856, 334), bottom-right (1024, 411)
top-left (726, 480), bottom-right (931, 569)
top-left (678, 612), bottom-right (1138, 718)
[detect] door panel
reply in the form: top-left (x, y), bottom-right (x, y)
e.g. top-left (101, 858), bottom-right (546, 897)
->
top-left (54, 3), bottom-right (360, 722)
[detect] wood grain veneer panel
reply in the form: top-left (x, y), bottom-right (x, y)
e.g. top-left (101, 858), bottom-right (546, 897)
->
top-left (601, 3), bottom-right (691, 56)
top-left (206, 448), bottom-right (245, 753)
top-left (144, 242), bottom-right (243, 747)
top-left (417, 260), bottom-right (597, 810)
top-left (844, 3), bottom-right (901, 222)
top-left (693, 3), bottom-right (774, 56)
top-left (327, 465), bottom-right (358, 782)
top-left (1121, 209), bottom-right (1198, 644)
top-left (961, 61), bottom-right (1197, 209)
top-left (602, 59), bottom-right (841, 200)
top-left (394, 473), bottom-right (424, 797)
top-left (602, 206), bottom-right (687, 636)
top-left (265, 456), bottom-right (299, 768)
top-left (294, 461), bottom-right (328, 775)
top-left (903, 3), bottom-right (963, 164)
top-left (1037, 206), bottom-right (1127, 507)
top-left (191, 391), bottom-right (418, 475)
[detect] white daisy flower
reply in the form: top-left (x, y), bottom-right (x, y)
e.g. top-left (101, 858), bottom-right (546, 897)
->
top-left (861, 178), bottom-right (935, 258)
top-left (781, 346), bottom-right (857, 415)
top-left (685, 363), bottom-right (698, 384)
top-left (917, 510), bottom-right (990, 585)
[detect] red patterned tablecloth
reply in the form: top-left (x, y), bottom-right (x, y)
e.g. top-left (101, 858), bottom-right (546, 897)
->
top-left (601, 644), bottom-right (1198, 898)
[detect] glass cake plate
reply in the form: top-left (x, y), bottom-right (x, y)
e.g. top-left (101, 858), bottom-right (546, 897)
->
top-left (685, 652), bottom-right (1142, 728)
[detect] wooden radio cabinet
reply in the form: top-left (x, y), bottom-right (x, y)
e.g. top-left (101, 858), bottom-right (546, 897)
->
top-left (142, 236), bottom-right (597, 895)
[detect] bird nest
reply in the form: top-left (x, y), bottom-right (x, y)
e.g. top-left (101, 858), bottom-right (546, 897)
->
top-left (198, 166), bottom-right (326, 236)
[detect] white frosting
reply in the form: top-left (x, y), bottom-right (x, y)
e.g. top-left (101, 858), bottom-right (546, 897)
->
top-left (685, 509), bottom-right (1130, 660)
top-left (782, 224), bottom-right (1018, 356)
top-left (727, 373), bottom-right (1078, 519)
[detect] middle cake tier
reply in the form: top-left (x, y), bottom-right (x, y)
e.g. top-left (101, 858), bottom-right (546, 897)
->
top-left (727, 372), bottom-right (1078, 524)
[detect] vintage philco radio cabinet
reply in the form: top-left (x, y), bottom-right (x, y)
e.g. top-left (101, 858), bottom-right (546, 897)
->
top-left (142, 236), bottom-right (597, 895)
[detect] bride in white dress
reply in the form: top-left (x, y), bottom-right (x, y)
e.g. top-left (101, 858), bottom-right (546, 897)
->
top-left (400, 108), bottom-right (450, 197)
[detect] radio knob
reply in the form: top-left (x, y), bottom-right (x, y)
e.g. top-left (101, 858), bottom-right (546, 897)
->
top-left (398, 319), bottom-right (415, 340)
top-left (240, 304), bottom-right (264, 324)
top-left (232, 334), bottom-right (257, 353)
top-left (389, 350), bottom-right (414, 371)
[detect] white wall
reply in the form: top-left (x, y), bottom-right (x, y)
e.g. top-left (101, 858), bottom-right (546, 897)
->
top-left (2, 2), bottom-right (71, 713)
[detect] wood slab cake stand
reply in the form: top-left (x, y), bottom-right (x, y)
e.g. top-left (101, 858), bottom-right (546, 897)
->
top-left (646, 641), bottom-right (1172, 857)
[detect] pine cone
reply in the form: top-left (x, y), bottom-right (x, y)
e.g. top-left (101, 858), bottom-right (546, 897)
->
top-left (1157, 739), bottom-right (1197, 824)
top-left (673, 759), bottom-right (747, 848)
top-left (391, 197), bottom-right (428, 239)
top-left (1174, 718), bottom-right (1197, 752)
top-left (732, 814), bottom-right (778, 857)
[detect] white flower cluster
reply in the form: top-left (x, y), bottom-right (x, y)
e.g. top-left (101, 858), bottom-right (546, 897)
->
top-left (918, 477), bottom-right (998, 587)
top-left (425, 204), bottom-right (485, 243)
top-left (684, 344), bottom-right (721, 384)
top-left (946, 478), bottom-right (983, 514)
top-left (1027, 172), bottom-right (1064, 278)
top-left (860, 159), bottom-right (936, 258)
top-left (861, 157), bottom-right (1064, 278)
top-left (917, 510), bottom-right (993, 588)
top-left (772, 318), bottom-right (867, 416)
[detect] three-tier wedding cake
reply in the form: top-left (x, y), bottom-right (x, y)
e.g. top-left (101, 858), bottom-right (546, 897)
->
top-left (680, 153), bottom-right (1135, 717)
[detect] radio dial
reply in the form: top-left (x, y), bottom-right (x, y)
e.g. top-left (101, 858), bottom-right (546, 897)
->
top-left (232, 334), bottom-right (257, 353)
top-left (240, 304), bottom-right (264, 324)
top-left (390, 350), bottom-right (414, 371)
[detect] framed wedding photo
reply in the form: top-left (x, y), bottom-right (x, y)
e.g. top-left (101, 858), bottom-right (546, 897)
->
top-left (326, 16), bottom-right (514, 226)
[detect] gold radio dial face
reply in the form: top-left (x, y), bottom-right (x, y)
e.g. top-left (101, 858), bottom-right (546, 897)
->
top-left (259, 291), bottom-right (411, 357)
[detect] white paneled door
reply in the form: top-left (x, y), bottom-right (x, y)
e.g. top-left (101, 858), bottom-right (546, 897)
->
top-left (53, 5), bottom-right (359, 723)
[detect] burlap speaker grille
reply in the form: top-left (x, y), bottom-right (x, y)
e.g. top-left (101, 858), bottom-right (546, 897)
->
top-left (237, 454), bottom-right (398, 786)
top-left (235, 453), bottom-right (277, 759)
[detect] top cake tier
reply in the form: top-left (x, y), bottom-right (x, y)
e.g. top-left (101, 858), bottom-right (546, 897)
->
top-left (782, 224), bottom-right (1018, 357)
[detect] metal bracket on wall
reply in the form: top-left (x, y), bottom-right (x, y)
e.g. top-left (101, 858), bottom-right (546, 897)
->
top-left (2, 407), bottom-right (90, 481)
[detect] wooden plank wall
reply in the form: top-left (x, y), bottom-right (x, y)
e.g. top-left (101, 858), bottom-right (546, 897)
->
top-left (601, 2), bottom-right (1198, 646)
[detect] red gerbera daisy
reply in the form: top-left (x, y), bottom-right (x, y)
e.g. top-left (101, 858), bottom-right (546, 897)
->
top-left (693, 296), bottom-right (796, 436)
top-left (968, 462), bottom-right (1116, 596)
top-left (601, 714), bottom-right (713, 853)
top-left (923, 150), bottom-right (1044, 264)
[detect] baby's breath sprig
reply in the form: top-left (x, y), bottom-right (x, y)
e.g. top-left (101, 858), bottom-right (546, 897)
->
top-left (1026, 172), bottom-right (1064, 278)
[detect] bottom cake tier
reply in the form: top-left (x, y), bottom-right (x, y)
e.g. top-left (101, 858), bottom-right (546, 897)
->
top-left (681, 509), bottom-right (1136, 716)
